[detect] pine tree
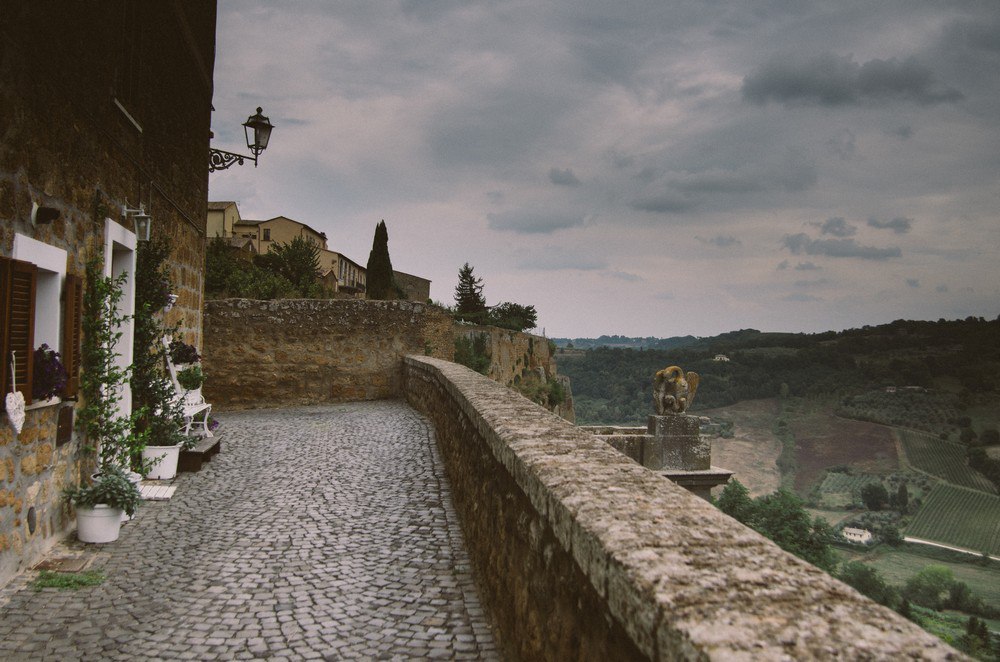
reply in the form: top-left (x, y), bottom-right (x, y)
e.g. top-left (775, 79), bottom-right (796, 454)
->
top-left (453, 262), bottom-right (487, 322)
top-left (366, 220), bottom-right (395, 300)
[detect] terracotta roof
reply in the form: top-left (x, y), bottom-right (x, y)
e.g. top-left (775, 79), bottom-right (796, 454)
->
top-left (207, 200), bottom-right (237, 210)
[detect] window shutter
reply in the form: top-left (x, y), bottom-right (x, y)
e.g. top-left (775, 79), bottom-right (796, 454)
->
top-left (62, 273), bottom-right (83, 398)
top-left (0, 258), bottom-right (36, 404)
top-left (0, 256), bottom-right (9, 399)
top-left (8, 260), bottom-right (36, 404)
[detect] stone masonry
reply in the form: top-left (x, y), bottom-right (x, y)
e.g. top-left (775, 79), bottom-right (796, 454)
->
top-left (404, 355), bottom-right (960, 660)
top-left (0, 401), bottom-right (498, 660)
top-left (202, 299), bottom-right (455, 409)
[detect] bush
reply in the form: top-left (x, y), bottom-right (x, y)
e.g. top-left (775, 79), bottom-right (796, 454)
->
top-left (63, 466), bottom-right (141, 517)
top-left (454, 335), bottom-right (489, 374)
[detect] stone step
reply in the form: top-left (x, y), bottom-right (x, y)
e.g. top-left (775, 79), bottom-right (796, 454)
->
top-left (178, 434), bottom-right (222, 473)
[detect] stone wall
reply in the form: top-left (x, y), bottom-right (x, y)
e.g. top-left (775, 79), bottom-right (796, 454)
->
top-left (0, 3), bottom-right (215, 587)
top-left (202, 299), bottom-right (454, 409)
top-left (456, 326), bottom-right (575, 422)
top-left (403, 355), bottom-right (958, 660)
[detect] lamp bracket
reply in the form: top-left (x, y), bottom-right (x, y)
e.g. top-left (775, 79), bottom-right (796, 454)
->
top-left (209, 148), bottom-right (257, 172)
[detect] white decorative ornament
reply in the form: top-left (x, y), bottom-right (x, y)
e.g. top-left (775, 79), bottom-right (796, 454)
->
top-left (6, 352), bottom-right (25, 435)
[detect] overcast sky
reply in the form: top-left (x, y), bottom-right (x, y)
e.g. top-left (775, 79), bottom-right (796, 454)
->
top-left (208, 0), bottom-right (1000, 338)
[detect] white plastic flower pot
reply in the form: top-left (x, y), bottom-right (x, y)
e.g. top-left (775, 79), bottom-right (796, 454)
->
top-left (76, 504), bottom-right (124, 543)
top-left (143, 444), bottom-right (181, 480)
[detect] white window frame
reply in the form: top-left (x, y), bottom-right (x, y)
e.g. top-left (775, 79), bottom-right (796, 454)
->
top-left (104, 218), bottom-right (137, 420)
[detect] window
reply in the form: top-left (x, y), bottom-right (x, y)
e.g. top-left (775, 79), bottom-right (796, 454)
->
top-left (2, 235), bottom-right (83, 405)
top-left (263, 228), bottom-right (271, 241)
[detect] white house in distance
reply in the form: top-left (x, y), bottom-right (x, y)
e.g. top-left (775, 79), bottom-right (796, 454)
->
top-left (713, 354), bottom-right (730, 362)
top-left (842, 527), bottom-right (873, 544)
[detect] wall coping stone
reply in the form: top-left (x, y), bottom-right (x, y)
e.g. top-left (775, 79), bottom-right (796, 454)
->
top-left (404, 355), bottom-right (962, 660)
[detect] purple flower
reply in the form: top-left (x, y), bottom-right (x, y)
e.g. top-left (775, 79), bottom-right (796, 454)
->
top-left (32, 344), bottom-right (68, 400)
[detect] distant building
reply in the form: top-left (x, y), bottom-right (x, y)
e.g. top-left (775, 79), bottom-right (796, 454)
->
top-left (842, 527), bottom-right (873, 544)
top-left (714, 354), bottom-right (730, 362)
top-left (393, 270), bottom-right (431, 302)
top-left (207, 203), bottom-right (438, 299)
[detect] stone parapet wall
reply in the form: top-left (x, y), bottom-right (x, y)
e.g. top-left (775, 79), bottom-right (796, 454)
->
top-left (202, 299), bottom-right (454, 409)
top-left (403, 355), bottom-right (958, 660)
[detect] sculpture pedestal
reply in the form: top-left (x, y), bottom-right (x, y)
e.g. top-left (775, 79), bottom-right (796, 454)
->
top-left (645, 414), bottom-right (709, 470)
top-left (645, 414), bottom-right (732, 500)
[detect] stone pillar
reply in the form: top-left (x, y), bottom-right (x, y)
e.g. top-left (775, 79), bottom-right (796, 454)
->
top-left (644, 414), bottom-right (732, 501)
top-left (645, 414), bottom-right (709, 470)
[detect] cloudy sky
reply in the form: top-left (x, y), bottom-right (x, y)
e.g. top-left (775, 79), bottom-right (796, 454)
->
top-left (209, 0), bottom-right (1000, 338)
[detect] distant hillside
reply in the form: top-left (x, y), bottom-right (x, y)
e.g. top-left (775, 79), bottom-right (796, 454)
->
top-left (557, 317), bottom-right (1000, 429)
top-left (551, 334), bottom-right (698, 350)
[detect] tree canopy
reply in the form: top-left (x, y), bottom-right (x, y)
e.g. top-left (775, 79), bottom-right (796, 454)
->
top-left (489, 301), bottom-right (538, 332)
top-left (255, 235), bottom-right (323, 297)
top-left (716, 480), bottom-right (836, 571)
top-left (454, 262), bottom-right (487, 321)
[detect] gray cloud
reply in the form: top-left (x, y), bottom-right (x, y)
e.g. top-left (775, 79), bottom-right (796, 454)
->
top-left (887, 125), bottom-right (913, 140)
top-left (549, 167), bottom-right (581, 187)
top-left (784, 293), bottom-right (822, 302)
top-left (783, 233), bottom-right (902, 260)
top-left (604, 270), bottom-right (643, 282)
top-left (936, 284), bottom-right (949, 293)
top-left (817, 217), bottom-right (856, 237)
top-left (794, 278), bottom-right (829, 288)
top-left (906, 278), bottom-right (920, 288)
top-left (868, 216), bottom-right (912, 234)
top-left (697, 235), bottom-right (742, 248)
top-left (795, 262), bottom-right (821, 271)
top-left (487, 210), bottom-right (585, 234)
top-left (515, 248), bottom-right (606, 271)
top-left (630, 193), bottom-right (697, 214)
top-left (743, 53), bottom-right (963, 107)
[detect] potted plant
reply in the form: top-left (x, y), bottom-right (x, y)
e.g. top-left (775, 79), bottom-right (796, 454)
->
top-left (176, 364), bottom-right (204, 402)
top-left (32, 344), bottom-right (68, 402)
top-left (72, 258), bottom-right (144, 540)
top-left (64, 465), bottom-right (141, 543)
top-left (168, 338), bottom-right (201, 368)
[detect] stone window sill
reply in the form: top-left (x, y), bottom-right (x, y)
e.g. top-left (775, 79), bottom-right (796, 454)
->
top-left (26, 396), bottom-right (61, 411)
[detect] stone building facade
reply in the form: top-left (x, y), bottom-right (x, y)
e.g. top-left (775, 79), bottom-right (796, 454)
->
top-left (0, 3), bottom-right (217, 586)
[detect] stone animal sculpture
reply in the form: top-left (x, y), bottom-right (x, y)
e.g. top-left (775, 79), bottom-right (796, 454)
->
top-left (653, 365), bottom-right (699, 414)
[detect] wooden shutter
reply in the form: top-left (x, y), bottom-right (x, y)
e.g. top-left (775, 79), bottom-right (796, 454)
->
top-left (0, 258), bottom-right (36, 404)
top-left (62, 273), bottom-right (83, 398)
top-left (0, 256), bottom-right (8, 399)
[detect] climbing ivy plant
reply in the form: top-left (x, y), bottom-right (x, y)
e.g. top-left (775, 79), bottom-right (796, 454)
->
top-left (77, 258), bottom-right (146, 471)
top-left (132, 238), bottom-right (186, 453)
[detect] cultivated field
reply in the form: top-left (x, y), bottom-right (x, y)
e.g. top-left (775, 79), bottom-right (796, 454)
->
top-left (701, 399), bottom-right (782, 498)
top-left (816, 472), bottom-right (882, 509)
top-left (844, 547), bottom-right (1000, 608)
top-left (898, 430), bottom-right (996, 493)
top-left (786, 402), bottom-right (898, 494)
top-left (905, 483), bottom-right (1000, 556)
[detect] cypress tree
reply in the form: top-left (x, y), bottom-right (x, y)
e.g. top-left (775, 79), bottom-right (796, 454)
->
top-left (366, 220), bottom-right (395, 300)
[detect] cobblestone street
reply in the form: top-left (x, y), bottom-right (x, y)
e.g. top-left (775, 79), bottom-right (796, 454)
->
top-left (0, 401), bottom-right (499, 660)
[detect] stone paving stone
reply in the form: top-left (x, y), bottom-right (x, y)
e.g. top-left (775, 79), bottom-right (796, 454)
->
top-left (0, 401), bottom-right (499, 660)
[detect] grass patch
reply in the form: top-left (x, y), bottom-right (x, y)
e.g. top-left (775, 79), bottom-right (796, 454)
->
top-left (31, 570), bottom-right (104, 591)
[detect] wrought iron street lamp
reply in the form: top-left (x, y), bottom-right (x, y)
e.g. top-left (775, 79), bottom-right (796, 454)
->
top-left (209, 106), bottom-right (274, 172)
